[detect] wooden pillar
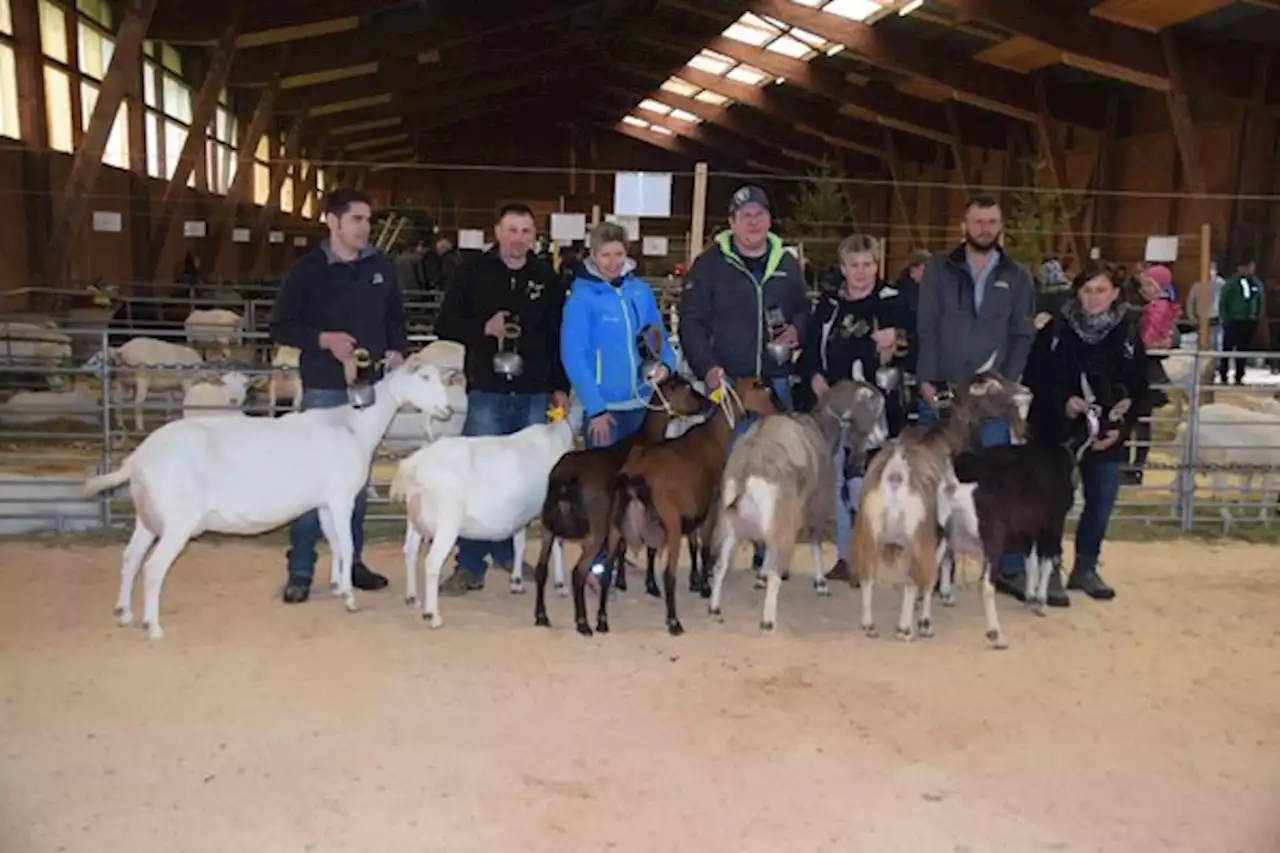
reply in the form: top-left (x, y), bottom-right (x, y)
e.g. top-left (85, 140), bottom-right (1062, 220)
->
top-left (250, 113), bottom-right (307, 272)
top-left (1160, 31), bottom-right (1209, 228)
top-left (687, 161), bottom-right (708, 266)
top-left (147, 19), bottom-right (242, 282)
top-left (881, 127), bottom-right (916, 250)
top-left (41, 0), bottom-right (157, 289)
top-left (205, 63), bottom-right (285, 275)
top-left (296, 133), bottom-right (330, 217)
top-left (12, 0), bottom-right (51, 299)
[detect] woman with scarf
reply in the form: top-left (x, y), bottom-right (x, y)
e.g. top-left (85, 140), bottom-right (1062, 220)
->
top-left (561, 222), bottom-right (676, 448)
top-left (1020, 262), bottom-right (1148, 602)
top-left (801, 234), bottom-right (913, 582)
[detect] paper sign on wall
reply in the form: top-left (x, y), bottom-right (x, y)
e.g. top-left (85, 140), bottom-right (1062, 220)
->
top-left (1144, 235), bottom-right (1179, 263)
top-left (293, 236), bottom-right (308, 247)
top-left (91, 211), bottom-right (122, 233)
top-left (604, 214), bottom-right (640, 242)
top-left (613, 172), bottom-right (673, 218)
top-left (550, 213), bottom-right (587, 242)
top-left (458, 229), bottom-right (486, 250)
top-left (183, 220), bottom-right (207, 238)
top-left (482, 242), bottom-right (494, 252)
top-left (642, 236), bottom-right (669, 257)
top-left (232, 227), bottom-right (251, 243)
top-left (269, 230), bottom-right (284, 244)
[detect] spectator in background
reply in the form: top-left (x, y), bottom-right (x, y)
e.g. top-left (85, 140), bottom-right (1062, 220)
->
top-left (429, 235), bottom-right (463, 292)
top-left (894, 249), bottom-right (931, 317)
top-left (433, 202), bottom-right (571, 595)
top-left (1144, 263), bottom-right (1177, 302)
top-left (1185, 260), bottom-right (1225, 352)
top-left (394, 234), bottom-right (429, 296)
top-left (1218, 254), bottom-right (1263, 385)
top-left (1126, 270), bottom-right (1182, 485)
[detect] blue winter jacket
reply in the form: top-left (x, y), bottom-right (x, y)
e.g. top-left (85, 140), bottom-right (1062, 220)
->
top-left (560, 259), bottom-right (677, 419)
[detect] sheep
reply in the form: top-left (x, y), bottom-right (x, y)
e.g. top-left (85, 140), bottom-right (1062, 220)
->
top-left (183, 308), bottom-right (244, 362)
top-left (1172, 402), bottom-right (1280, 532)
top-left (0, 321), bottom-right (73, 390)
top-left (266, 345), bottom-right (302, 415)
top-left (531, 375), bottom-right (709, 630)
top-left (706, 372), bottom-right (890, 633)
top-left (91, 337), bottom-right (205, 433)
top-left (0, 380), bottom-right (100, 428)
top-left (604, 379), bottom-right (782, 637)
top-left (851, 353), bottom-right (1028, 648)
top-left (81, 359), bottom-right (454, 640)
top-left (391, 409), bottom-right (576, 628)
top-left (181, 371), bottom-right (251, 419)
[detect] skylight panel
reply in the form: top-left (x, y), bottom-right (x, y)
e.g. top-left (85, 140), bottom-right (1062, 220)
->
top-left (650, 124), bottom-right (673, 135)
top-left (638, 98), bottom-right (672, 115)
top-left (621, 115), bottom-right (649, 128)
top-left (725, 64), bottom-right (768, 85)
top-left (767, 34), bottom-right (814, 58)
top-left (661, 77), bottom-right (699, 97)
top-left (668, 109), bottom-right (700, 123)
top-left (695, 90), bottom-right (732, 105)
top-left (687, 49), bottom-right (734, 75)
top-left (820, 0), bottom-right (884, 21)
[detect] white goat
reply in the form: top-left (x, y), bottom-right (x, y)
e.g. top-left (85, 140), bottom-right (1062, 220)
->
top-left (93, 337), bottom-right (205, 432)
top-left (82, 361), bottom-right (454, 639)
top-left (384, 341), bottom-right (469, 447)
top-left (182, 371), bottom-right (251, 419)
top-left (267, 345), bottom-right (302, 414)
top-left (1173, 402), bottom-right (1280, 532)
top-left (0, 386), bottom-right (99, 427)
top-left (390, 415), bottom-right (575, 627)
top-left (0, 321), bottom-right (73, 390)
top-left (183, 308), bottom-right (243, 361)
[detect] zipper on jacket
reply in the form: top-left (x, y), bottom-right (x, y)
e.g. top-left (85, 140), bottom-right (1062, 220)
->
top-left (618, 287), bottom-right (638, 400)
top-left (724, 252), bottom-right (767, 377)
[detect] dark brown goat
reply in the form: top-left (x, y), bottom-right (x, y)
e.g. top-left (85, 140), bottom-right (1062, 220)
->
top-left (601, 379), bottom-right (783, 637)
top-left (533, 376), bottom-right (707, 629)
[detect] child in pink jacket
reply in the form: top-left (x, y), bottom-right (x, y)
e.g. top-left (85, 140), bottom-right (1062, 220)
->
top-left (1127, 267), bottom-right (1183, 484)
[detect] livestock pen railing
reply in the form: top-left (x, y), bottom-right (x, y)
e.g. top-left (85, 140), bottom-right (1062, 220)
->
top-left (1, 326), bottom-right (1278, 538)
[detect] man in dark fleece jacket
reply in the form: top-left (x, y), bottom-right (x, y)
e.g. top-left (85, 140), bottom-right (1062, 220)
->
top-left (269, 187), bottom-right (410, 605)
top-left (433, 202), bottom-right (570, 595)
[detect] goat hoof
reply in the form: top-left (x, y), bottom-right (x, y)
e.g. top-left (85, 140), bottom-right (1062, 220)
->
top-left (917, 619), bottom-right (935, 638)
top-left (595, 619), bottom-right (609, 634)
top-left (759, 620), bottom-right (775, 633)
top-left (940, 592), bottom-right (956, 608)
top-left (1030, 601), bottom-right (1046, 617)
top-left (147, 626), bottom-right (164, 641)
top-left (895, 626), bottom-right (913, 641)
top-left (575, 621), bottom-right (593, 637)
top-left (985, 629), bottom-right (1008, 649)
top-left (555, 582), bottom-right (569, 599)
top-left (404, 596), bottom-right (416, 607)
top-left (779, 570), bottom-right (790, 581)
top-left (509, 579), bottom-right (526, 595)
top-left (813, 580), bottom-right (831, 596)
top-left (645, 583), bottom-right (661, 598)
top-left (535, 614), bottom-right (550, 628)
top-left (114, 607), bottom-right (133, 627)
top-left (862, 624), bottom-right (878, 639)
top-left (687, 580), bottom-right (701, 594)
top-left (342, 595), bottom-right (358, 613)
top-left (423, 612), bottom-right (443, 629)
top-left (708, 605), bottom-right (723, 620)
top-left (667, 620), bottom-right (684, 637)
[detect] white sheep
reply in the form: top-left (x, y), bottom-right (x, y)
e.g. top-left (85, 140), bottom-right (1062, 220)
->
top-left (390, 414), bottom-right (575, 627)
top-left (0, 321), bottom-right (73, 390)
top-left (183, 308), bottom-right (244, 362)
top-left (1173, 402), bottom-right (1280, 532)
top-left (181, 371), bottom-right (251, 419)
top-left (82, 360), bottom-right (454, 640)
top-left (0, 384), bottom-right (100, 427)
top-left (92, 336), bottom-right (205, 432)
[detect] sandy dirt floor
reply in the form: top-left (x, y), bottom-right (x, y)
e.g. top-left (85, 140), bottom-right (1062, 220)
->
top-left (1, 537), bottom-right (1278, 853)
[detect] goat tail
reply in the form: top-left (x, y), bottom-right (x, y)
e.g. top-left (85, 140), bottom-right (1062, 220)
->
top-left (613, 474), bottom-right (657, 549)
top-left (83, 460), bottom-right (131, 497)
top-left (542, 474), bottom-right (590, 539)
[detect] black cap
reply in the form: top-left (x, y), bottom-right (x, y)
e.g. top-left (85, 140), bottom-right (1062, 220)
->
top-left (729, 185), bottom-right (770, 215)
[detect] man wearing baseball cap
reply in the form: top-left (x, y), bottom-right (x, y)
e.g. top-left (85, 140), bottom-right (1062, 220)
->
top-left (678, 184), bottom-right (810, 573)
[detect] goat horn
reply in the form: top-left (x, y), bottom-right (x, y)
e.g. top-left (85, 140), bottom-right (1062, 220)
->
top-left (1080, 372), bottom-right (1095, 403)
top-left (977, 350), bottom-right (998, 374)
top-left (851, 360), bottom-right (866, 383)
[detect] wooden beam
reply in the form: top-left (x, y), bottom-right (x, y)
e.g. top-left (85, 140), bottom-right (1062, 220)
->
top-left (206, 61), bottom-right (286, 275)
top-left (613, 120), bottom-right (743, 166)
top-left (147, 15), bottom-right (244, 282)
top-left (41, 0), bottom-right (157, 289)
top-left (1160, 30), bottom-right (1210, 225)
top-left (250, 114), bottom-right (307, 271)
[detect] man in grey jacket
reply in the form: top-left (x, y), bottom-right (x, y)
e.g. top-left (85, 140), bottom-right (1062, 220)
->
top-left (915, 195), bottom-right (1050, 602)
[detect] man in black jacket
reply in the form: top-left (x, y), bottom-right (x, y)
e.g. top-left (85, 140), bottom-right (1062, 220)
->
top-left (269, 187), bottom-right (410, 605)
top-left (434, 202), bottom-right (570, 595)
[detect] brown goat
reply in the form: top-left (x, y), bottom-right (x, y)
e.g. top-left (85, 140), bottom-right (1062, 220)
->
top-left (851, 356), bottom-right (1027, 647)
top-left (707, 374), bottom-right (889, 633)
top-left (532, 376), bottom-right (708, 630)
top-left (602, 379), bottom-right (782, 636)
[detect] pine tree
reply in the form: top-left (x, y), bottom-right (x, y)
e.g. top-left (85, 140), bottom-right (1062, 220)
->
top-left (784, 159), bottom-right (854, 278)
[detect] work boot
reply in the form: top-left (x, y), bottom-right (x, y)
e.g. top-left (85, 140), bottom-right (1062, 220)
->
top-left (992, 572), bottom-right (1026, 602)
top-left (824, 558), bottom-right (851, 582)
top-left (282, 579), bottom-right (310, 604)
top-left (439, 569), bottom-right (484, 596)
top-left (351, 563), bottom-right (389, 591)
top-left (1067, 569), bottom-right (1115, 600)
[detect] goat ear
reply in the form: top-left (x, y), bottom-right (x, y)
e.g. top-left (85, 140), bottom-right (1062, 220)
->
top-left (1080, 372), bottom-right (1095, 403)
top-left (977, 350), bottom-right (998, 374)
top-left (851, 361), bottom-right (866, 383)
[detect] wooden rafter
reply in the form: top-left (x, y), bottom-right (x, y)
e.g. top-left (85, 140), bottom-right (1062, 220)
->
top-left (1160, 30), bottom-right (1210, 225)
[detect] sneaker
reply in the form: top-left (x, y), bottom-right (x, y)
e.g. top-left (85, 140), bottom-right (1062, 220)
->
top-left (439, 569), bottom-right (484, 596)
top-left (282, 580), bottom-right (310, 604)
top-left (351, 563), bottom-right (389, 591)
top-left (1067, 569), bottom-right (1115, 600)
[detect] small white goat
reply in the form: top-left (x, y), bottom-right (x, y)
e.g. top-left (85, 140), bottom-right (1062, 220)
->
top-left (706, 373), bottom-right (888, 633)
top-left (390, 414), bottom-right (575, 627)
top-left (183, 308), bottom-right (244, 362)
top-left (93, 336), bottom-right (205, 432)
top-left (1173, 402), bottom-right (1280, 532)
top-left (267, 345), bottom-right (302, 414)
top-left (82, 361), bottom-right (454, 639)
top-left (182, 371), bottom-right (251, 419)
top-left (0, 321), bottom-right (73, 390)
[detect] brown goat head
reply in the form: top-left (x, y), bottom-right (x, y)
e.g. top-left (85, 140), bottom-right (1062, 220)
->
top-left (650, 374), bottom-right (708, 417)
top-left (953, 350), bottom-right (1028, 442)
top-left (820, 378), bottom-right (890, 479)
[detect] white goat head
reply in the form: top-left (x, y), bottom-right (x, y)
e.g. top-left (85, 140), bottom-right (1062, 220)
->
top-left (385, 362), bottom-right (453, 420)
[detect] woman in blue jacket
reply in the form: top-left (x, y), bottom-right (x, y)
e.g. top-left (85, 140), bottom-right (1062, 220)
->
top-left (561, 222), bottom-right (677, 447)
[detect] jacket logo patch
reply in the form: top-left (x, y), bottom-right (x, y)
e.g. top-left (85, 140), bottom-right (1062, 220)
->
top-left (372, 273), bottom-right (384, 285)
top-left (1124, 341), bottom-right (1135, 359)
top-left (528, 281), bottom-right (545, 300)
top-left (993, 280), bottom-right (1009, 289)
top-left (880, 287), bottom-right (899, 298)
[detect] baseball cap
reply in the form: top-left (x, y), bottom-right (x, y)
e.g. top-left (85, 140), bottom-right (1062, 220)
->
top-left (729, 185), bottom-right (770, 215)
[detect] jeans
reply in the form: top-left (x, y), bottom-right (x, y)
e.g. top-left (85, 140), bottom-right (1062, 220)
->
top-left (455, 390), bottom-right (549, 577)
top-left (727, 377), bottom-right (794, 568)
top-left (1219, 320), bottom-right (1256, 383)
top-left (287, 389), bottom-right (367, 584)
top-left (583, 407), bottom-right (647, 449)
top-left (918, 400), bottom-right (1024, 576)
top-left (1074, 457), bottom-right (1122, 574)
